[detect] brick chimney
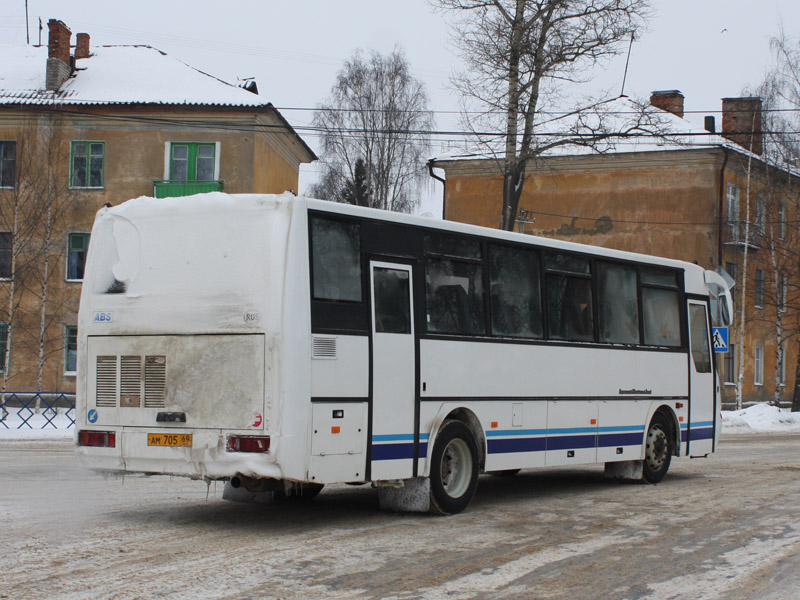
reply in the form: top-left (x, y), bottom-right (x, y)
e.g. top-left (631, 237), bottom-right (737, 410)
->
top-left (46, 19), bottom-right (72, 91)
top-left (75, 33), bottom-right (90, 59)
top-left (650, 90), bottom-right (684, 118)
top-left (721, 97), bottom-right (763, 155)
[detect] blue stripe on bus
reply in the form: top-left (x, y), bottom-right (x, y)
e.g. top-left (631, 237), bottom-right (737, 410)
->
top-left (684, 427), bottom-right (714, 441)
top-left (372, 433), bottom-right (430, 443)
top-left (371, 440), bottom-right (428, 461)
top-left (488, 437), bottom-right (547, 454)
top-left (546, 434), bottom-right (597, 450)
top-left (598, 425), bottom-right (645, 433)
top-left (372, 422), bottom-right (715, 459)
top-left (371, 443), bottom-right (413, 460)
top-left (486, 428), bottom-right (548, 437)
top-left (597, 432), bottom-right (645, 447)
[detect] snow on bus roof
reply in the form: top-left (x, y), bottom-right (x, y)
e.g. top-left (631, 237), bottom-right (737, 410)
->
top-left (103, 192), bottom-right (705, 287)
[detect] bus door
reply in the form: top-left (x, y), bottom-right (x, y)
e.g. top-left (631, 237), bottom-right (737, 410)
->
top-left (687, 300), bottom-right (715, 456)
top-left (369, 261), bottom-right (417, 480)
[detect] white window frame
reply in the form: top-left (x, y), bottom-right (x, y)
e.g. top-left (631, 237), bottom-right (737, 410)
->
top-left (64, 325), bottom-right (77, 376)
top-left (755, 269), bottom-right (764, 309)
top-left (779, 202), bottom-right (787, 240)
top-left (754, 346), bottom-right (764, 386)
top-left (724, 343), bottom-right (737, 385)
top-left (727, 183), bottom-right (740, 223)
top-left (755, 193), bottom-right (765, 235)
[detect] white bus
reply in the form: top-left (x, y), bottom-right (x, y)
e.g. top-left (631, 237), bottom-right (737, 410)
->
top-left (76, 192), bottom-right (732, 515)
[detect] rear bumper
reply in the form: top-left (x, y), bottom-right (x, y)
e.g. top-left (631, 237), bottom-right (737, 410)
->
top-left (75, 427), bottom-right (282, 480)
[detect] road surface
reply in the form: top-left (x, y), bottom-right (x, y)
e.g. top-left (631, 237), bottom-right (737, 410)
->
top-left (2, 434), bottom-right (799, 599)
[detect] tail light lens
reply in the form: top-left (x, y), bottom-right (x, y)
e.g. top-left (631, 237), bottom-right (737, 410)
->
top-left (227, 435), bottom-right (270, 453)
top-left (78, 430), bottom-right (116, 448)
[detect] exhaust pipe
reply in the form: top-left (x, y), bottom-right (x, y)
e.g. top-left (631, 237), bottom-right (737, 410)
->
top-left (229, 474), bottom-right (271, 493)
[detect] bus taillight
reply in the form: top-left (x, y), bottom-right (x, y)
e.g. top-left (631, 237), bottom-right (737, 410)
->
top-left (227, 435), bottom-right (270, 453)
top-left (78, 430), bottom-right (116, 448)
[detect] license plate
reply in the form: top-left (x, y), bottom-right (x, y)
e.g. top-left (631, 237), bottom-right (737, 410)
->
top-left (147, 433), bottom-right (192, 447)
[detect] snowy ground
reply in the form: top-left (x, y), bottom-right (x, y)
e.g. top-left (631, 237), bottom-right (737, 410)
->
top-left (3, 432), bottom-right (800, 599)
top-left (2, 404), bottom-right (799, 440)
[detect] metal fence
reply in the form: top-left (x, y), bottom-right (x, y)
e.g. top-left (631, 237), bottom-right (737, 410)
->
top-left (0, 393), bottom-right (75, 430)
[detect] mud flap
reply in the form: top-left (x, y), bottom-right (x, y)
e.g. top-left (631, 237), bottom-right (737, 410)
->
top-left (604, 460), bottom-right (644, 481)
top-left (377, 477), bottom-right (431, 513)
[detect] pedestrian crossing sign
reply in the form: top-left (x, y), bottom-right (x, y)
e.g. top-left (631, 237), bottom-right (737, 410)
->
top-left (712, 327), bottom-right (729, 353)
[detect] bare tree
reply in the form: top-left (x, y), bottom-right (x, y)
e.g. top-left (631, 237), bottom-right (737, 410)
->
top-left (436, 0), bottom-right (653, 230)
top-left (309, 48), bottom-right (434, 213)
top-left (0, 115), bottom-right (76, 401)
top-left (745, 29), bottom-right (800, 411)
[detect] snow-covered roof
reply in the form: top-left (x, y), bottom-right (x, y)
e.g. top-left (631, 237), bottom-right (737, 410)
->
top-left (430, 96), bottom-right (749, 164)
top-left (0, 44), bottom-right (272, 108)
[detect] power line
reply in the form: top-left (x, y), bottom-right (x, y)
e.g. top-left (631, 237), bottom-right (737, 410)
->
top-left (13, 105), bottom-right (800, 140)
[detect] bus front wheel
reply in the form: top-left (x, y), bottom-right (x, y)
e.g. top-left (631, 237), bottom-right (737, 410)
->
top-left (643, 413), bottom-right (673, 484)
top-left (429, 420), bottom-right (479, 515)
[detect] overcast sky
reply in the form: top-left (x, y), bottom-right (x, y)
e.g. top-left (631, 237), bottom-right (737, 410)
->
top-left (2, 0), bottom-right (799, 214)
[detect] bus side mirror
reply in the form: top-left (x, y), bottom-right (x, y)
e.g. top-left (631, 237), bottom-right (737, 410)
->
top-left (704, 270), bottom-right (734, 327)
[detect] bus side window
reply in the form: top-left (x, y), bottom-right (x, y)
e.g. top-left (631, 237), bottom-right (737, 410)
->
top-left (488, 245), bottom-right (542, 338)
top-left (425, 258), bottom-right (485, 335)
top-left (424, 233), bottom-right (486, 336)
top-left (641, 268), bottom-right (682, 348)
top-left (311, 217), bottom-right (362, 302)
top-left (373, 268), bottom-right (411, 334)
top-left (597, 262), bottom-right (640, 345)
top-left (545, 253), bottom-right (594, 342)
top-left (689, 304), bottom-right (712, 373)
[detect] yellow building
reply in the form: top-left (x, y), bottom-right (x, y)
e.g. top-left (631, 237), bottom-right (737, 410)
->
top-left (0, 20), bottom-right (316, 395)
top-left (430, 92), bottom-right (799, 408)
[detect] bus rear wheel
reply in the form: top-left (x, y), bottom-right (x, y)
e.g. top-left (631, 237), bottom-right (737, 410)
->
top-left (643, 413), bottom-right (673, 484)
top-left (429, 420), bottom-right (479, 515)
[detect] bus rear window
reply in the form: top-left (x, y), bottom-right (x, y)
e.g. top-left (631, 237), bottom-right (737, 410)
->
top-left (311, 217), bottom-right (362, 302)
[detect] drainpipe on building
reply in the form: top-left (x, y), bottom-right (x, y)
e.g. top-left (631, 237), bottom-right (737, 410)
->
top-left (427, 159), bottom-right (446, 220)
top-left (717, 147), bottom-right (729, 267)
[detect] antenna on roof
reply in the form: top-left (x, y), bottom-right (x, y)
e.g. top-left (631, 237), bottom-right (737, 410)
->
top-left (620, 31), bottom-right (635, 98)
top-left (24, 0), bottom-right (29, 44)
top-left (38, 17), bottom-right (42, 46)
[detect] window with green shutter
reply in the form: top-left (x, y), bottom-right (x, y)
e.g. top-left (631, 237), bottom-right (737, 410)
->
top-left (169, 143), bottom-right (216, 181)
top-left (67, 233), bottom-right (90, 280)
top-left (70, 141), bottom-right (104, 188)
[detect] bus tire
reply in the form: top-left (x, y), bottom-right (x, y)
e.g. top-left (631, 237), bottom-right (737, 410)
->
top-left (429, 420), bottom-right (479, 515)
top-left (643, 413), bottom-right (673, 484)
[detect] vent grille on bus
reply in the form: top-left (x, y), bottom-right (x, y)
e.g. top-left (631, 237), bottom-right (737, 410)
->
top-left (312, 336), bottom-right (337, 359)
top-left (94, 354), bottom-right (167, 409)
top-left (96, 356), bottom-right (117, 407)
top-left (120, 356), bottom-right (142, 407)
top-left (144, 356), bottom-right (167, 408)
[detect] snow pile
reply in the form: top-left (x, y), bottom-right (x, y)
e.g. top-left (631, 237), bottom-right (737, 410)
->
top-left (0, 408), bottom-right (74, 440)
top-left (721, 404), bottom-right (800, 433)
